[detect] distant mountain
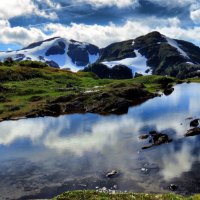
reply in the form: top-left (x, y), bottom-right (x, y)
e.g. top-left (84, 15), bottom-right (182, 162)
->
top-left (0, 37), bottom-right (100, 71)
top-left (1, 32), bottom-right (200, 78)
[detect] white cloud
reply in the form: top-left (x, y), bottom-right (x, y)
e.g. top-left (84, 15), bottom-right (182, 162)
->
top-left (190, 9), bottom-right (200, 24)
top-left (75, 0), bottom-right (138, 8)
top-left (0, 20), bottom-right (46, 46)
top-left (1, 17), bottom-right (200, 48)
top-left (44, 21), bottom-right (151, 47)
top-left (0, 0), bottom-right (59, 20)
top-left (43, 18), bottom-right (200, 47)
top-left (0, 19), bottom-right (9, 28)
top-left (167, 17), bottom-right (181, 27)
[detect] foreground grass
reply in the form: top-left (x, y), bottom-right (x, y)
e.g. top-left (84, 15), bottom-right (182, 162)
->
top-left (53, 190), bottom-right (200, 200)
top-left (0, 61), bottom-right (178, 120)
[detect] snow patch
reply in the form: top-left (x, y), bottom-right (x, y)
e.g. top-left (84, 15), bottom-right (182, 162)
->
top-left (102, 50), bottom-right (151, 76)
top-left (165, 36), bottom-right (189, 59)
top-left (186, 62), bottom-right (194, 65)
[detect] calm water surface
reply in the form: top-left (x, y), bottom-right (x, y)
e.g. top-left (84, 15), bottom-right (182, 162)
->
top-left (1, 83), bottom-right (200, 199)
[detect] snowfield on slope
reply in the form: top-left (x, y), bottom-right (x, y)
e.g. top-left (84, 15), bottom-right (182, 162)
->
top-left (0, 37), bottom-right (99, 72)
top-left (164, 36), bottom-right (190, 59)
top-left (102, 50), bottom-right (152, 76)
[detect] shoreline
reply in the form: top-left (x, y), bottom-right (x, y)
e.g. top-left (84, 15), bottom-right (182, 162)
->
top-left (0, 84), bottom-right (158, 122)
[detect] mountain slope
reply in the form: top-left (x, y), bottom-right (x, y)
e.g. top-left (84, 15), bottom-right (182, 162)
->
top-left (0, 37), bottom-right (100, 72)
top-left (97, 31), bottom-right (200, 78)
top-left (1, 32), bottom-right (200, 78)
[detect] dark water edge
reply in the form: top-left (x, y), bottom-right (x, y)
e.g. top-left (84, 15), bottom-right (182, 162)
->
top-left (1, 83), bottom-right (200, 199)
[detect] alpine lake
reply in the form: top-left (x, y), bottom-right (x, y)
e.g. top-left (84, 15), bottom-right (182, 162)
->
top-left (1, 83), bottom-right (200, 200)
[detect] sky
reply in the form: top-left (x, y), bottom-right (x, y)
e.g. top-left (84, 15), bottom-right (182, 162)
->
top-left (1, 0), bottom-right (200, 51)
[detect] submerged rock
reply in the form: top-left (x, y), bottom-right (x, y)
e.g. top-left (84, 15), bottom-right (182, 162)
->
top-left (190, 119), bottom-right (199, 127)
top-left (185, 128), bottom-right (200, 137)
top-left (106, 170), bottom-right (118, 178)
top-left (142, 131), bottom-right (172, 149)
top-left (141, 167), bottom-right (149, 174)
top-left (186, 117), bottom-right (193, 120)
top-left (139, 134), bottom-right (149, 140)
top-left (168, 184), bottom-right (178, 191)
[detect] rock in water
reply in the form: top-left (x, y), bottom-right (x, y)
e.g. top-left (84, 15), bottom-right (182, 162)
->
top-left (142, 131), bottom-right (172, 149)
top-left (185, 127), bottom-right (200, 137)
top-left (139, 134), bottom-right (149, 140)
top-left (190, 119), bottom-right (199, 127)
top-left (106, 170), bottom-right (118, 178)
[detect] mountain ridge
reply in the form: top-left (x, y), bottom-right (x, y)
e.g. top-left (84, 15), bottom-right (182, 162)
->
top-left (1, 31), bottom-right (200, 79)
top-left (0, 37), bottom-right (100, 71)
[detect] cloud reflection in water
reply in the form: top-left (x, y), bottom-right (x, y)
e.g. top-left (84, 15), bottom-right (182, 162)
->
top-left (0, 83), bottom-right (200, 183)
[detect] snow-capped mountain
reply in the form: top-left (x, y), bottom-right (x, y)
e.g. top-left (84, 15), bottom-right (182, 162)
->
top-left (97, 31), bottom-right (200, 78)
top-left (0, 37), bottom-right (100, 71)
top-left (1, 31), bottom-right (200, 79)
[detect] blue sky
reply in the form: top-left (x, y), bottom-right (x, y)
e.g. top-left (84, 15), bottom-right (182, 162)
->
top-left (1, 0), bottom-right (200, 51)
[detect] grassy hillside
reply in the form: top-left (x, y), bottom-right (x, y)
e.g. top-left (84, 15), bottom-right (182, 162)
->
top-left (0, 61), bottom-right (177, 121)
top-left (53, 190), bottom-right (200, 200)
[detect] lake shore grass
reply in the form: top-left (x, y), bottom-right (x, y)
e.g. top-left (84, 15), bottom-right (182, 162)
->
top-left (0, 61), bottom-right (182, 121)
top-left (53, 190), bottom-right (200, 200)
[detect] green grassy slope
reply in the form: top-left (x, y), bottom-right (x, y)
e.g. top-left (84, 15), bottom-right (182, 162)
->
top-left (0, 61), bottom-right (177, 120)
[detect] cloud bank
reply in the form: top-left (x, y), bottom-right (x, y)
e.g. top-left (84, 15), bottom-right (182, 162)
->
top-left (0, 0), bottom-right (200, 49)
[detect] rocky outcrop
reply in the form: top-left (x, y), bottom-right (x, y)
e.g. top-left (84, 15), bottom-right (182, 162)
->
top-left (45, 41), bottom-right (66, 56)
top-left (25, 84), bottom-right (156, 118)
top-left (45, 60), bottom-right (59, 68)
top-left (163, 87), bottom-right (174, 96)
top-left (83, 63), bottom-right (110, 78)
top-left (110, 65), bottom-right (133, 79)
top-left (83, 63), bottom-right (133, 79)
top-left (68, 41), bottom-right (99, 66)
